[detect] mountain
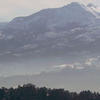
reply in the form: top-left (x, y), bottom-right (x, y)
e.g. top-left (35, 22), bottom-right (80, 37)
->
top-left (6, 2), bottom-right (95, 30)
top-left (0, 2), bottom-right (100, 90)
top-left (0, 2), bottom-right (99, 73)
top-left (0, 22), bottom-right (8, 30)
top-left (0, 2), bottom-right (99, 62)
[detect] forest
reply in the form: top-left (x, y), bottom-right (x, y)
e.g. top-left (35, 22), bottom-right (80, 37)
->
top-left (0, 84), bottom-right (100, 100)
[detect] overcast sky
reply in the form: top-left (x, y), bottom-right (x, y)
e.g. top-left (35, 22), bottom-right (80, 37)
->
top-left (0, 0), bottom-right (99, 22)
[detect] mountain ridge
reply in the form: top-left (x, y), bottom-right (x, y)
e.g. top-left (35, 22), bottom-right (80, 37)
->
top-left (6, 2), bottom-right (97, 29)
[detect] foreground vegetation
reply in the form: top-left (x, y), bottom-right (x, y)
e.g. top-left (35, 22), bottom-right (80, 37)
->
top-left (0, 84), bottom-right (100, 100)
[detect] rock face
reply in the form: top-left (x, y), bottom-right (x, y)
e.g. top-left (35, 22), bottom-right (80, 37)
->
top-left (0, 2), bottom-right (100, 60)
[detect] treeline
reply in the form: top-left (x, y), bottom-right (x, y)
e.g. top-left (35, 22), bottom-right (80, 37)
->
top-left (0, 84), bottom-right (100, 100)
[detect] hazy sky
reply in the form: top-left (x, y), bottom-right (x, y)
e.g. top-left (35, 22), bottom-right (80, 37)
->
top-left (0, 0), bottom-right (99, 21)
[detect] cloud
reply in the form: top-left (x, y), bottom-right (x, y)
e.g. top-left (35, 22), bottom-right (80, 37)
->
top-left (85, 58), bottom-right (97, 66)
top-left (53, 63), bottom-right (84, 71)
top-left (54, 64), bottom-right (74, 69)
top-left (51, 56), bottom-right (100, 72)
